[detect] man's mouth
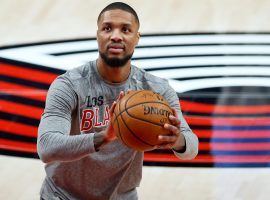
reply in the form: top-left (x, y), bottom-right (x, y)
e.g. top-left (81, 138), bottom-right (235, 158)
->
top-left (108, 44), bottom-right (124, 53)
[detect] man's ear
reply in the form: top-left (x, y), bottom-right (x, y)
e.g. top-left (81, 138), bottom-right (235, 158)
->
top-left (137, 32), bottom-right (141, 39)
top-left (96, 30), bottom-right (99, 42)
top-left (136, 32), bottom-right (141, 45)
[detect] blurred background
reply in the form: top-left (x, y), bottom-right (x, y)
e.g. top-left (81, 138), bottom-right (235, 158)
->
top-left (1, 0), bottom-right (270, 199)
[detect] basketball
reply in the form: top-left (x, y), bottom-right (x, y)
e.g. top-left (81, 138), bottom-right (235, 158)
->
top-left (112, 90), bottom-right (173, 151)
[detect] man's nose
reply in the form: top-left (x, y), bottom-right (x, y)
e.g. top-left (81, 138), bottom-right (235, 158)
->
top-left (110, 29), bottom-right (123, 42)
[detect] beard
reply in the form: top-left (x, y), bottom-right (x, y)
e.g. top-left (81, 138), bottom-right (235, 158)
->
top-left (99, 51), bottom-right (133, 68)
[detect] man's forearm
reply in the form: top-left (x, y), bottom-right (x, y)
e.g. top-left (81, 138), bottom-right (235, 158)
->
top-left (37, 132), bottom-right (95, 163)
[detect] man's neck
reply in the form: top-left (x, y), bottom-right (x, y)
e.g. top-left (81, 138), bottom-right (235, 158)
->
top-left (96, 58), bottom-right (131, 83)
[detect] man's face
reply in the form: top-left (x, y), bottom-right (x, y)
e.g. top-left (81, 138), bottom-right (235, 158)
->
top-left (97, 9), bottom-right (140, 67)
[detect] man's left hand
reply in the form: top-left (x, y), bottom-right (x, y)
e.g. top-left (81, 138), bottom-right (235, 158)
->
top-left (155, 108), bottom-right (186, 151)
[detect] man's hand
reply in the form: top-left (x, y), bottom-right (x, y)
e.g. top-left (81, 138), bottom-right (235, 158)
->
top-left (155, 108), bottom-right (186, 151)
top-left (94, 91), bottom-right (125, 151)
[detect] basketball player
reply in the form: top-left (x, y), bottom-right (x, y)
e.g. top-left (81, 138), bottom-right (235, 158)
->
top-left (37, 2), bottom-right (198, 200)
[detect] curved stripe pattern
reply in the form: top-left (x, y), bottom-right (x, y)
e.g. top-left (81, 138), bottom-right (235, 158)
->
top-left (0, 33), bottom-right (270, 167)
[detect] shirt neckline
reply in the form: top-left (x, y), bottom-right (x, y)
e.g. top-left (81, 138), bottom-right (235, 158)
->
top-left (92, 60), bottom-right (134, 87)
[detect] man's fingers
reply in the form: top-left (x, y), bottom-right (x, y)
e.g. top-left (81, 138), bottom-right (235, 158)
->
top-left (169, 108), bottom-right (181, 127)
top-left (109, 101), bottom-right (117, 115)
top-left (126, 89), bottom-right (132, 94)
top-left (171, 107), bottom-right (179, 118)
top-left (158, 135), bottom-right (178, 143)
top-left (155, 143), bottom-right (174, 149)
top-left (169, 115), bottom-right (181, 127)
top-left (164, 123), bottom-right (180, 135)
top-left (109, 91), bottom-right (126, 117)
top-left (117, 91), bottom-right (125, 100)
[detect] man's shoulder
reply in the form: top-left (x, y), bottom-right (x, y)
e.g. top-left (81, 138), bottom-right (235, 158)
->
top-left (132, 65), bottom-right (168, 84)
top-left (50, 61), bottom-right (95, 91)
top-left (131, 65), bottom-right (170, 94)
top-left (62, 61), bottom-right (94, 81)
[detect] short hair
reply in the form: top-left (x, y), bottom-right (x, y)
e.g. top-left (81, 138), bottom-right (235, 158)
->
top-left (97, 2), bottom-right (140, 27)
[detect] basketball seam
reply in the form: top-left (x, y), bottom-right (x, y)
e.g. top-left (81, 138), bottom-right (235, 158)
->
top-left (113, 90), bottom-right (172, 149)
top-left (124, 102), bottom-right (169, 146)
top-left (112, 90), bottom-right (141, 125)
top-left (125, 90), bottom-right (172, 125)
top-left (122, 91), bottom-right (171, 146)
top-left (113, 90), bottom-right (171, 123)
top-left (114, 107), bottom-right (129, 147)
top-left (114, 101), bottom-right (171, 124)
top-left (119, 108), bottom-right (154, 147)
top-left (119, 91), bottom-right (154, 148)
top-left (126, 102), bottom-right (172, 127)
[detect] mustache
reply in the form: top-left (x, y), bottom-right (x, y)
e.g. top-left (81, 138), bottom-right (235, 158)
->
top-left (107, 43), bottom-right (125, 49)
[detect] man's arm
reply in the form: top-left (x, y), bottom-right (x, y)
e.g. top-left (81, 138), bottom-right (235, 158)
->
top-left (37, 76), bottom-right (96, 163)
top-left (162, 84), bottom-right (199, 160)
top-left (172, 109), bottom-right (199, 160)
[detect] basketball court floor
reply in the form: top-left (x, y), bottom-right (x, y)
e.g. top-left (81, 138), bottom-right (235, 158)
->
top-left (1, 0), bottom-right (270, 199)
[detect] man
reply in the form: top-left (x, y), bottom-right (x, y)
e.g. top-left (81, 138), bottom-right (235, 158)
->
top-left (37, 2), bottom-right (198, 200)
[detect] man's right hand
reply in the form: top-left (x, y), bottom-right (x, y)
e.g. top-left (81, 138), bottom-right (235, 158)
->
top-left (93, 91), bottom-right (125, 151)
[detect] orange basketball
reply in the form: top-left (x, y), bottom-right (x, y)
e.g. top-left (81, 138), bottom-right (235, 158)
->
top-left (112, 90), bottom-right (173, 151)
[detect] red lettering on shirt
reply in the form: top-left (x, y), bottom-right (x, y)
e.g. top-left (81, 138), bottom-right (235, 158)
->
top-left (94, 107), bottom-right (102, 127)
top-left (103, 105), bottom-right (110, 126)
top-left (80, 109), bottom-right (94, 131)
top-left (80, 105), bottom-right (111, 132)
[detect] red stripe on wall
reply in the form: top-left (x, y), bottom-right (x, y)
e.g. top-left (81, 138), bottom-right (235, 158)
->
top-left (0, 100), bottom-right (43, 119)
top-left (199, 142), bottom-right (270, 151)
top-left (0, 119), bottom-right (37, 137)
top-left (181, 100), bottom-right (270, 114)
top-left (0, 63), bottom-right (58, 84)
top-left (144, 153), bottom-right (270, 163)
top-left (194, 130), bottom-right (270, 138)
top-left (0, 81), bottom-right (47, 101)
top-left (185, 116), bottom-right (270, 126)
top-left (0, 139), bottom-right (36, 153)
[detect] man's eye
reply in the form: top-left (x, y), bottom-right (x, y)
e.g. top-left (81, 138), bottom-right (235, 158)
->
top-left (122, 27), bottom-right (130, 33)
top-left (104, 27), bottom-right (111, 31)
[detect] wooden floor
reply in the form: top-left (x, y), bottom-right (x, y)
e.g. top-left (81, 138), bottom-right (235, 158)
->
top-left (1, 0), bottom-right (270, 199)
top-left (2, 0), bottom-right (270, 46)
top-left (1, 155), bottom-right (270, 200)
